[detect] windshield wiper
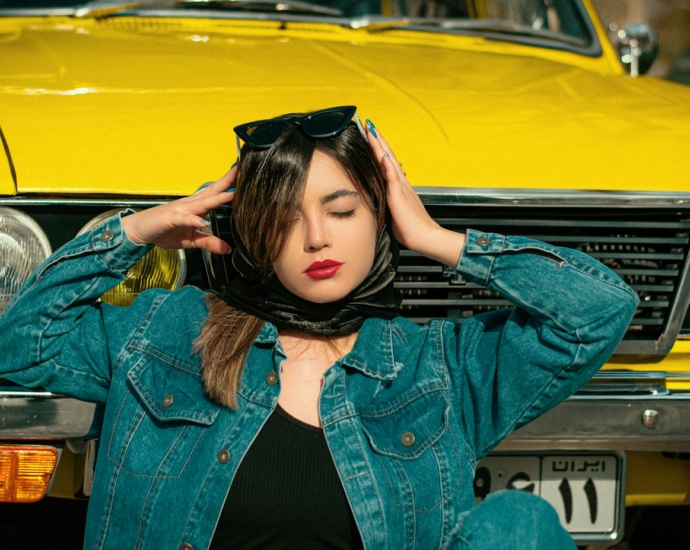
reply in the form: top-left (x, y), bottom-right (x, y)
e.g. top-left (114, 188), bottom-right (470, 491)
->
top-left (352, 16), bottom-right (584, 46)
top-left (74, 0), bottom-right (174, 19)
top-left (178, 0), bottom-right (341, 16)
top-left (75, 0), bottom-right (342, 18)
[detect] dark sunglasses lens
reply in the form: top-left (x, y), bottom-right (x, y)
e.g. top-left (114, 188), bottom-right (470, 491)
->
top-left (301, 110), bottom-right (351, 137)
top-left (244, 122), bottom-right (289, 148)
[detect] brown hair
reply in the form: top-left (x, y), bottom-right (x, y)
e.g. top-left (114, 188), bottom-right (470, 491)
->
top-left (195, 120), bottom-right (387, 408)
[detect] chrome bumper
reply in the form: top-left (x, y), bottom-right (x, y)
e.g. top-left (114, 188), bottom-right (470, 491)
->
top-left (2, 386), bottom-right (690, 451)
top-left (0, 387), bottom-right (99, 440)
top-left (498, 394), bottom-right (690, 452)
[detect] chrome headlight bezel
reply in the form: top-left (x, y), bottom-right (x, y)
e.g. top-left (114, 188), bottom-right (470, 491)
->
top-left (0, 207), bottom-right (52, 314)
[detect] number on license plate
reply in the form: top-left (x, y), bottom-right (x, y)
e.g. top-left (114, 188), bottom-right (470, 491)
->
top-left (474, 454), bottom-right (621, 535)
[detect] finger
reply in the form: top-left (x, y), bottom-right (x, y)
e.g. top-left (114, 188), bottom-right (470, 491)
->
top-left (167, 212), bottom-right (213, 231)
top-left (209, 163), bottom-right (238, 193)
top-left (366, 125), bottom-right (390, 168)
top-left (366, 122), bottom-right (406, 182)
top-left (186, 188), bottom-right (235, 217)
top-left (380, 153), bottom-right (402, 187)
top-left (188, 233), bottom-right (232, 255)
top-left (194, 165), bottom-right (237, 199)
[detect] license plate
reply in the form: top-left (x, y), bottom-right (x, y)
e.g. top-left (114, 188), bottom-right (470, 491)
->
top-left (473, 453), bottom-right (624, 542)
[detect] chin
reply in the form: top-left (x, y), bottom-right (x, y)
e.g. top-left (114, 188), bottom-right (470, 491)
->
top-left (289, 279), bottom-right (356, 304)
top-left (298, 289), bottom-right (351, 304)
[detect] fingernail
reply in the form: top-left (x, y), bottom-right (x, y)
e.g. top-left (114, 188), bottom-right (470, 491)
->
top-left (366, 119), bottom-right (378, 138)
top-left (200, 219), bottom-right (211, 226)
top-left (231, 160), bottom-right (238, 169)
top-left (227, 187), bottom-right (236, 193)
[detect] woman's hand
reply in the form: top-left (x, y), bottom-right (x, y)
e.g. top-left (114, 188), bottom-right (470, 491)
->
top-left (365, 122), bottom-right (466, 267)
top-left (120, 166), bottom-right (237, 254)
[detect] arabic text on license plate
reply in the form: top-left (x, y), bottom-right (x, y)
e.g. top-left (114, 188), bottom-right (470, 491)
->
top-left (473, 454), bottom-right (621, 535)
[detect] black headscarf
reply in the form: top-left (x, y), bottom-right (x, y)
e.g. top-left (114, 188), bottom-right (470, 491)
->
top-left (214, 219), bottom-right (401, 336)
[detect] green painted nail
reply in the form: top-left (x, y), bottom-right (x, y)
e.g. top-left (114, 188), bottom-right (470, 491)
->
top-left (366, 120), bottom-right (378, 138)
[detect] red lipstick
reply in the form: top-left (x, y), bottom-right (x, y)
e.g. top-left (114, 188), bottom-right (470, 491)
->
top-left (305, 259), bottom-right (343, 279)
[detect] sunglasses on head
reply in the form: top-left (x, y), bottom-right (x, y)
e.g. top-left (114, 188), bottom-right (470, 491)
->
top-left (233, 105), bottom-right (367, 159)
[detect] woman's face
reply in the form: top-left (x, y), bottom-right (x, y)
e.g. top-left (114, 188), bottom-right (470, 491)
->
top-left (273, 150), bottom-right (378, 304)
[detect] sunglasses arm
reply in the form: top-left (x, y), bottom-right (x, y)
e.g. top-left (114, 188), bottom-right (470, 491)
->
top-left (235, 135), bottom-right (242, 161)
top-left (353, 113), bottom-right (367, 141)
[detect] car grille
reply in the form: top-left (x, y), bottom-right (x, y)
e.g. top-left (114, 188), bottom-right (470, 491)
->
top-left (209, 199), bottom-right (690, 356)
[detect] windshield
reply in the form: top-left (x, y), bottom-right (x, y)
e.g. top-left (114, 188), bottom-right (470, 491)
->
top-left (1, 0), bottom-right (595, 49)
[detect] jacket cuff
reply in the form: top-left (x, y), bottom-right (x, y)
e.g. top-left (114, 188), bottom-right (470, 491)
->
top-left (91, 209), bottom-right (153, 270)
top-left (455, 229), bottom-right (506, 286)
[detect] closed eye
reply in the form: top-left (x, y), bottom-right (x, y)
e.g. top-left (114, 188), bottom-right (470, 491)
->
top-left (331, 210), bottom-right (356, 219)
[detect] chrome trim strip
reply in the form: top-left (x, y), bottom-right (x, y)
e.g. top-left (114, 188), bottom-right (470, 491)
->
top-left (0, 392), bottom-right (99, 440)
top-left (0, 7), bottom-right (348, 25)
top-left (5, 190), bottom-right (690, 208)
top-left (0, 9), bottom-right (75, 16)
top-left (413, 187), bottom-right (690, 207)
top-left (660, 246), bottom-right (690, 353)
top-left (0, 197), bottom-right (167, 207)
top-left (497, 397), bottom-right (690, 452)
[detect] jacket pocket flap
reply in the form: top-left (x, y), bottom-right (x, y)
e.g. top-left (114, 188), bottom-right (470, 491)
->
top-left (127, 355), bottom-right (220, 426)
top-left (359, 391), bottom-right (447, 460)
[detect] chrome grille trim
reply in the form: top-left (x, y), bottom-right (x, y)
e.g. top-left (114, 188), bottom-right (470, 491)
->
top-left (414, 188), bottom-right (690, 207)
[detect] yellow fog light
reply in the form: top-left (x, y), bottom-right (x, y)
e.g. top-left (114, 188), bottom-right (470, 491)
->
top-left (78, 209), bottom-right (186, 306)
top-left (0, 445), bottom-right (59, 503)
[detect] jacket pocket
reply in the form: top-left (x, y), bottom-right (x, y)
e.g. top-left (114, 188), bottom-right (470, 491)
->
top-left (359, 390), bottom-right (464, 513)
top-left (107, 352), bottom-right (220, 479)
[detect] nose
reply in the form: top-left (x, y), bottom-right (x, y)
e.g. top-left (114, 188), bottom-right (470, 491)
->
top-left (302, 213), bottom-right (331, 252)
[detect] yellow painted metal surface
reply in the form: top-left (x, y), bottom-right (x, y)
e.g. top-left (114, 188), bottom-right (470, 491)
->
top-left (47, 446), bottom-right (86, 500)
top-left (0, 162), bottom-right (14, 195)
top-left (0, 127), bottom-right (16, 195)
top-left (626, 452), bottom-right (690, 506)
top-left (0, 15), bottom-right (688, 197)
top-left (600, 340), bottom-right (690, 390)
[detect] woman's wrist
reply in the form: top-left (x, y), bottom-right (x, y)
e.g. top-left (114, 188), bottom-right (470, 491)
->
top-left (410, 227), bottom-right (466, 268)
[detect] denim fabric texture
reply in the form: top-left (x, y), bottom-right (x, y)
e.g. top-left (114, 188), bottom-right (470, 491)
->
top-left (0, 211), bottom-right (639, 550)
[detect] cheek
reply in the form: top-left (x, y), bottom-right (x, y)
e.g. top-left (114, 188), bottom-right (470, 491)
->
top-left (350, 221), bottom-right (378, 279)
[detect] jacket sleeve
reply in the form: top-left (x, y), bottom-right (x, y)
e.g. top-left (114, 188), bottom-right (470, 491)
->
top-left (444, 229), bottom-right (639, 461)
top-left (0, 211), bottom-right (153, 404)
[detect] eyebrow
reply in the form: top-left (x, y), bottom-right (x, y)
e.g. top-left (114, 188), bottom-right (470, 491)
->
top-left (320, 190), bottom-right (359, 205)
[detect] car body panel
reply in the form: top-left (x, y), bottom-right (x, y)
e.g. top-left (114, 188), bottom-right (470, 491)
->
top-left (0, 127), bottom-right (16, 194)
top-left (601, 340), bottom-right (690, 390)
top-left (0, 15), bottom-right (688, 196)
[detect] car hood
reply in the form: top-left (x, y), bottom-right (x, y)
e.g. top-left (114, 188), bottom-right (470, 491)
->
top-left (0, 15), bottom-right (688, 196)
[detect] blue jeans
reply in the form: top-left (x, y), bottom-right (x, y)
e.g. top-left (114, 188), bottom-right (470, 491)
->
top-left (449, 491), bottom-right (577, 550)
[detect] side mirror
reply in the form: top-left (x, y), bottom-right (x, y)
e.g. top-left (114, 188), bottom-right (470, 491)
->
top-left (616, 23), bottom-right (659, 77)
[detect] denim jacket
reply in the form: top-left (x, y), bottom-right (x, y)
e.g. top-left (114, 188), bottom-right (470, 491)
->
top-left (0, 212), bottom-right (638, 550)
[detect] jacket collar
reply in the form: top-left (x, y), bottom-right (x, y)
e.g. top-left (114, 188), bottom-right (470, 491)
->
top-left (252, 318), bottom-right (401, 381)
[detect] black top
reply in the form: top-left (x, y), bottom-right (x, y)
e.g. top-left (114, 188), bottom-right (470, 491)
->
top-left (209, 405), bottom-right (365, 550)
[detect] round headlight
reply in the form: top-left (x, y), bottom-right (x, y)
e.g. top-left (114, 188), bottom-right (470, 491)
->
top-left (0, 207), bottom-right (52, 314)
top-left (78, 209), bottom-right (186, 307)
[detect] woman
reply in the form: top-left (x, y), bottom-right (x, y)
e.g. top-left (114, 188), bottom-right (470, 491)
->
top-left (0, 106), bottom-right (638, 550)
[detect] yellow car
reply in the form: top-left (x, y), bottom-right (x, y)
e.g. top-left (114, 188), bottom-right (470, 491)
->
top-left (1, 0), bottom-right (689, 546)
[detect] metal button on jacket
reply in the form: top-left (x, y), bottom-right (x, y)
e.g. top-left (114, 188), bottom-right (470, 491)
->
top-left (476, 236), bottom-right (491, 247)
top-left (401, 432), bottom-right (415, 447)
top-left (101, 230), bottom-right (115, 242)
top-left (218, 449), bottom-right (231, 464)
top-left (179, 543), bottom-right (193, 550)
top-left (266, 371), bottom-right (278, 386)
top-left (162, 394), bottom-right (174, 408)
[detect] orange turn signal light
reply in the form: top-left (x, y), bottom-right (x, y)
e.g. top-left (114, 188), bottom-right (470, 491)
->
top-left (0, 445), bottom-right (59, 503)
